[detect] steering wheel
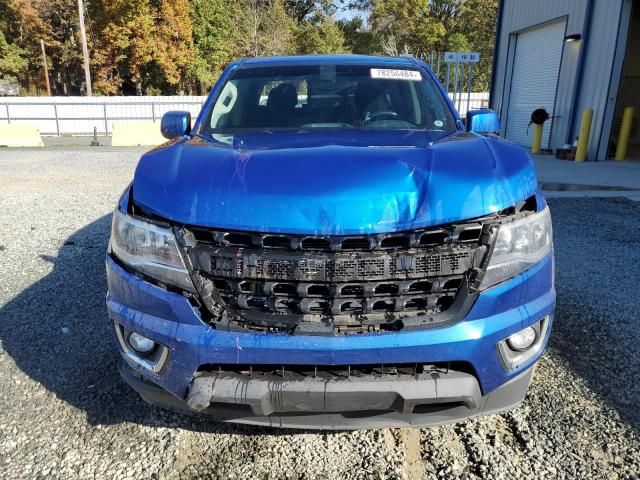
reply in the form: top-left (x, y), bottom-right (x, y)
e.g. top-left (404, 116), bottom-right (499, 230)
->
top-left (367, 111), bottom-right (399, 122)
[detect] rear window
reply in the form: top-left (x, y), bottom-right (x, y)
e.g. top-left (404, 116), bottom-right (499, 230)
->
top-left (201, 64), bottom-right (456, 134)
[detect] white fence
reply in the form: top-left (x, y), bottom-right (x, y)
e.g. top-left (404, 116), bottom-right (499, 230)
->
top-left (0, 96), bottom-right (207, 136)
top-left (451, 92), bottom-right (490, 118)
top-left (0, 93), bottom-right (489, 136)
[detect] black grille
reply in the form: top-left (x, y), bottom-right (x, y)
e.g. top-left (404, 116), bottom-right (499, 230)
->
top-left (191, 224), bottom-right (485, 252)
top-left (207, 248), bottom-right (476, 281)
top-left (183, 221), bottom-right (491, 334)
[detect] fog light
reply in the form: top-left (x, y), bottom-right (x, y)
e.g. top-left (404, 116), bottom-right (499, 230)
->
top-left (507, 327), bottom-right (537, 351)
top-left (128, 332), bottom-right (156, 354)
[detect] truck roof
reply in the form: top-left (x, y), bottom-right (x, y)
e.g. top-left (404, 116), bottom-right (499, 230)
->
top-left (239, 54), bottom-right (418, 68)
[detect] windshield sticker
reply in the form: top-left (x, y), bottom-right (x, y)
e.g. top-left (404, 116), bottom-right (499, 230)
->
top-left (370, 69), bottom-right (422, 81)
top-left (434, 120), bottom-right (444, 128)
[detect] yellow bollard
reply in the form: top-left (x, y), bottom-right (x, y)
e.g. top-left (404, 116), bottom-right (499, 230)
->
top-left (615, 107), bottom-right (635, 161)
top-left (575, 108), bottom-right (593, 162)
top-left (531, 124), bottom-right (544, 154)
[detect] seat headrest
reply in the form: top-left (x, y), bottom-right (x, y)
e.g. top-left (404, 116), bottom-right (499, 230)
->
top-left (266, 83), bottom-right (298, 110)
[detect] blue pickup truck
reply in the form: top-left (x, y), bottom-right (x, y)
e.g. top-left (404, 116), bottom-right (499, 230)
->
top-left (106, 55), bottom-right (554, 429)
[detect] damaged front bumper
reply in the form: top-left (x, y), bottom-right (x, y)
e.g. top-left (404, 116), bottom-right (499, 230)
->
top-left (106, 252), bottom-right (555, 430)
top-left (119, 360), bottom-right (535, 429)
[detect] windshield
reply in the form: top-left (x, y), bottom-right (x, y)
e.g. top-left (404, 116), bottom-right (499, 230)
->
top-left (201, 64), bottom-right (457, 135)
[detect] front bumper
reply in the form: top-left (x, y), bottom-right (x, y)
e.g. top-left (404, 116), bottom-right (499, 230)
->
top-left (120, 360), bottom-right (535, 429)
top-left (107, 252), bottom-right (555, 429)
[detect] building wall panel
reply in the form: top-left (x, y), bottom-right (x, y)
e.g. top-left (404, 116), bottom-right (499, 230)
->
top-left (492, 0), bottom-right (627, 159)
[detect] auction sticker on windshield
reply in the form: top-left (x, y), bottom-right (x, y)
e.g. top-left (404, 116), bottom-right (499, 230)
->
top-left (370, 69), bottom-right (422, 81)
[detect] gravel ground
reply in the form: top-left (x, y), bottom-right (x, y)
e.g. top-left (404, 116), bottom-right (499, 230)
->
top-left (0, 147), bottom-right (639, 480)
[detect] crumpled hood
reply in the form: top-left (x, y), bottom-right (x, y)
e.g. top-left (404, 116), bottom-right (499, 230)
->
top-left (132, 131), bottom-right (537, 235)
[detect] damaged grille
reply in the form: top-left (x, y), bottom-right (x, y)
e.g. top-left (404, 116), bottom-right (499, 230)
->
top-left (180, 221), bottom-right (491, 334)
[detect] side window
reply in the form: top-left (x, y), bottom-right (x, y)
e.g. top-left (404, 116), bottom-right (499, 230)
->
top-left (210, 80), bottom-right (239, 129)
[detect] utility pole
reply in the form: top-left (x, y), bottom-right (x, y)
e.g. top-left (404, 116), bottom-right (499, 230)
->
top-left (40, 39), bottom-right (51, 96)
top-left (77, 0), bottom-right (92, 96)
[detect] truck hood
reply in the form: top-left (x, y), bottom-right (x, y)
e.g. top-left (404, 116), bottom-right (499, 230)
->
top-left (132, 130), bottom-right (537, 235)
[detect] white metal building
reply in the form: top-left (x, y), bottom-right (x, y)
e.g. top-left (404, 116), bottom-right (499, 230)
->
top-left (491, 0), bottom-right (640, 160)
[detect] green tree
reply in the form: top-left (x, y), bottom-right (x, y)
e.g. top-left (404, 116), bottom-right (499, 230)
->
top-left (337, 16), bottom-right (373, 54)
top-left (189, 0), bottom-right (238, 92)
top-left (284, 0), bottom-right (316, 22)
top-left (0, 31), bottom-right (29, 81)
top-left (429, 0), bottom-right (464, 31)
top-left (296, 13), bottom-right (348, 54)
top-left (284, 0), bottom-right (338, 22)
top-left (370, 0), bottom-right (498, 90)
top-left (459, 0), bottom-right (498, 91)
top-left (372, 0), bottom-right (447, 56)
top-left (235, 0), bottom-right (297, 57)
top-left (0, 0), bottom-right (47, 78)
top-left (446, 32), bottom-right (469, 52)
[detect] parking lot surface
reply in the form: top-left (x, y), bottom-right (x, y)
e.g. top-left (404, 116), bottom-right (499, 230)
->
top-left (0, 147), bottom-right (639, 479)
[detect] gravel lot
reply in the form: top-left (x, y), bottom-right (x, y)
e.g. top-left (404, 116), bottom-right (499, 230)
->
top-left (0, 147), bottom-right (639, 479)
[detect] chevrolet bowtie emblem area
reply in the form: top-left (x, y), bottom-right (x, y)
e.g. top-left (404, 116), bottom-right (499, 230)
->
top-left (397, 255), bottom-right (415, 271)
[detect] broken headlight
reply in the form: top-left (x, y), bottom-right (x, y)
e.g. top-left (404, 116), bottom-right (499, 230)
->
top-left (110, 209), bottom-right (195, 292)
top-left (480, 206), bottom-right (552, 290)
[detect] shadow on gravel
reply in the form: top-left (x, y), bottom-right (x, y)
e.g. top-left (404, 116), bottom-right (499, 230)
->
top-left (547, 198), bottom-right (640, 435)
top-left (0, 215), bottom-right (274, 435)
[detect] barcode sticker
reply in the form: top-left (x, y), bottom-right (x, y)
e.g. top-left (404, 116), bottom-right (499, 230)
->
top-left (370, 69), bottom-right (422, 81)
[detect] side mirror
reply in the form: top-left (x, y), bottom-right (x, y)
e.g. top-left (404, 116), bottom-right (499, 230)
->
top-left (161, 111), bottom-right (192, 139)
top-left (466, 109), bottom-right (501, 135)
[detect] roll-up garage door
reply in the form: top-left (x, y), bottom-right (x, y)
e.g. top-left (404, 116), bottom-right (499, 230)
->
top-left (505, 21), bottom-right (565, 148)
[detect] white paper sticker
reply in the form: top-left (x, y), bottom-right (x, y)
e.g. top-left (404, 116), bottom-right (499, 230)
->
top-left (370, 69), bottom-right (422, 81)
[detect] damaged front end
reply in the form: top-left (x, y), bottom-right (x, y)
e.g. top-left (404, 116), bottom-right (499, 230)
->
top-left (169, 195), bottom-right (540, 336)
top-left (107, 180), bottom-right (553, 429)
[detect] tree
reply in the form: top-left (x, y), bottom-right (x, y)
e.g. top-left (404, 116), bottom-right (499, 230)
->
top-left (0, 31), bottom-right (29, 81)
top-left (296, 13), bottom-right (348, 54)
top-left (338, 0), bottom-right (372, 11)
top-left (372, 0), bottom-right (447, 56)
top-left (370, 0), bottom-right (498, 90)
top-left (44, 0), bottom-right (85, 95)
top-left (429, 0), bottom-right (463, 30)
top-left (337, 16), bottom-right (373, 54)
top-left (235, 0), bottom-right (297, 57)
top-left (284, 0), bottom-right (316, 22)
top-left (151, 0), bottom-right (194, 93)
top-left (89, 0), bottom-right (195, 95)
top-left (459, 0), bottom-right (498, 91)
top-left (284, 0), bottom-right (338, 22)
top-left (89, 0), bottom-right (153, 94)
top-left (0, 0), bottom-right (499, 95)
top-left (189, 0), bottom-right (238, 92)
top-left (446, 32), bottom-right (468, 52)
top-left (1, 0), bottom-right (82, 94)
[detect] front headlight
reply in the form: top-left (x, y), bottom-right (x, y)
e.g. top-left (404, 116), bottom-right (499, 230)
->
top-left (480, 206), bottom-right (552, 290)
top-left (110, 209), bottom-right (195, 292)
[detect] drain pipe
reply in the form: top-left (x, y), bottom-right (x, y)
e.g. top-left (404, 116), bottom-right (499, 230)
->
top-left (567, 0), bottom-right (595, 145)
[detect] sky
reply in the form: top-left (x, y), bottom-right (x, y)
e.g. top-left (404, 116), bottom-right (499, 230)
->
top-left (333, 7), bottom-right (360, 21)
